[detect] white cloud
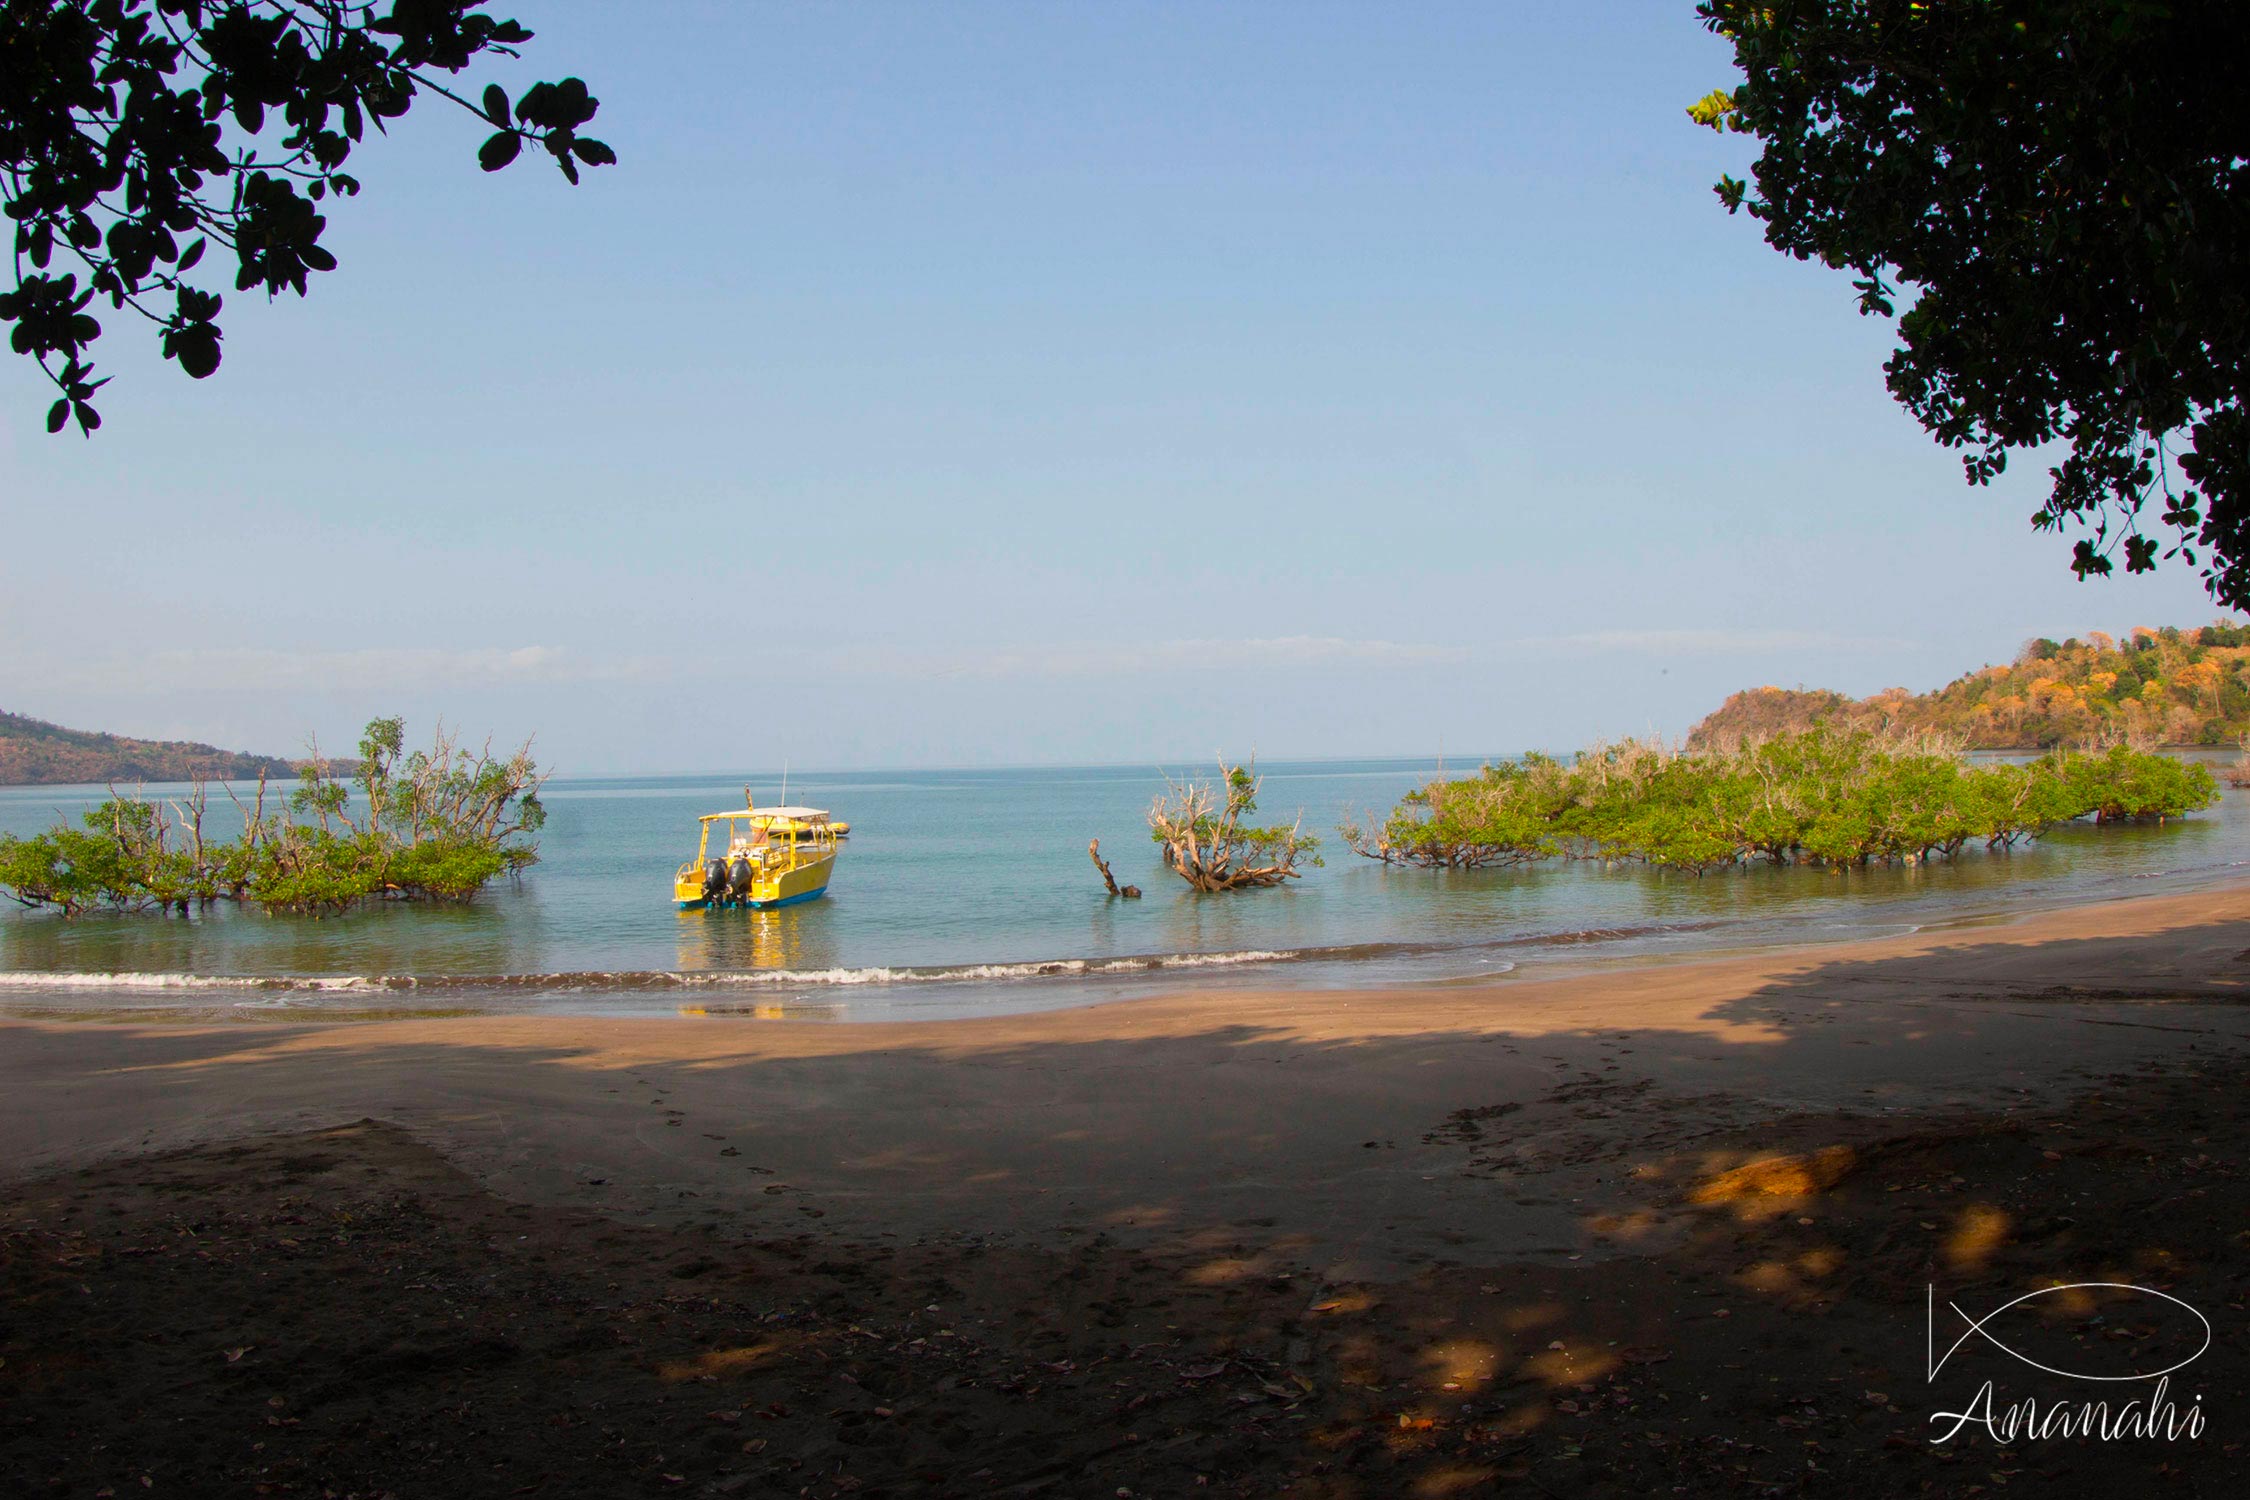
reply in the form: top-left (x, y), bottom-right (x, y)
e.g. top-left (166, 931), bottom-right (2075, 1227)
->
top-left (5, 645), bottom-right (666, 696)
top-left (1528, 628), bottom-right (1916, 655)
top-left (818, 635), bottom-right (1472, 680)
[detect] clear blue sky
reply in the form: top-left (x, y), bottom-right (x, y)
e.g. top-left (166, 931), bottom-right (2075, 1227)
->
top-left (0, 2), bottom-right (2227, 772)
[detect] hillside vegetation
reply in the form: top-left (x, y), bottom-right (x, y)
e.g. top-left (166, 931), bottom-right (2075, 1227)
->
top-left (0, 710), bottom-right (299, 786)
top-left (1689, 624), bottom-right (2250, 749)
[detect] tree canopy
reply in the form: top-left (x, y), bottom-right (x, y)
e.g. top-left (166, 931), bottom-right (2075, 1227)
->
top-left (1692, 1), bottom-right (2250, 605)
top-left (2, 0), bottom-right (610, 433)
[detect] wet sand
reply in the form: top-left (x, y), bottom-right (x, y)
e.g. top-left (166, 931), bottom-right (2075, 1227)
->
top-left (4, 887), bottom-right (2248, 1495)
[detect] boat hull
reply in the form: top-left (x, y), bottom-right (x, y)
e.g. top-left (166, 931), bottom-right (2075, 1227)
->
top-left (676, 850), bottom-right (837, 910)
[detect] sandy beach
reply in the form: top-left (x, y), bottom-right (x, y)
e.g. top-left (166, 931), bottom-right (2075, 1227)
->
top-left (6, 887), bottom-right (2249, 1496)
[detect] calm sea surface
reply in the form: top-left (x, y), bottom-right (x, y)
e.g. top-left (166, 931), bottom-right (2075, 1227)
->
top-left (2, 754), bottom-right (2244, 1021)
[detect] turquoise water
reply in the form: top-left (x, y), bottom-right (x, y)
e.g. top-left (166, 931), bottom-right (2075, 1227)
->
top-left (2, 754), bottom-right (2245, 1020)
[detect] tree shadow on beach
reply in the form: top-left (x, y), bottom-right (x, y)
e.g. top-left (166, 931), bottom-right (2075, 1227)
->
top-left (6, 908), bottom-right (2250, 1495)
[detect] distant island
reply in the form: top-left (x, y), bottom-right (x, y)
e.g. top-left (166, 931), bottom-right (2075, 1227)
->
top-left (1690, 623), bottom-right (2250, 750)
top-left (0, 709), bottom-right (302, 787)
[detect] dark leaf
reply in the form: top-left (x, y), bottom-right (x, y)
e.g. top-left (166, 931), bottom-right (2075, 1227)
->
top-left (2, 2), bottom-right (605, 433)
top-left (478, 130), bottom-right (522, 172)
top-left (166, 323), bottom-right (222, 379)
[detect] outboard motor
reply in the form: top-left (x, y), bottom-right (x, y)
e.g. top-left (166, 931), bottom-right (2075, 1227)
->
top-left (727, 856), bottom-right (755, 899)
top-left (702, 859), bottom-right (728, 904)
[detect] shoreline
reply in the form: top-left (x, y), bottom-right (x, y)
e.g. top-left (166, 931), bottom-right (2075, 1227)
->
top-left (5, 884), bottom-right (2247, 1273)
top-left (0, 848), bottom-right (2239, 1025)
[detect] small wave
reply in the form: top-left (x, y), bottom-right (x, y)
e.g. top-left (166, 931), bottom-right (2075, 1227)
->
top-left (0, 921), bottom-right (1719, 1000)
top-left (1090, 949), bottom-right (1297, 973)
top-left (0, 948), bottom-right (1307, 997)
top-left (0, 971), bottom-right (384, 993)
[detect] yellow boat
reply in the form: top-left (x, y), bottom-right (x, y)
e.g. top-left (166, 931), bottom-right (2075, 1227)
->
top-left (675, 796), bottom-right (841, 910)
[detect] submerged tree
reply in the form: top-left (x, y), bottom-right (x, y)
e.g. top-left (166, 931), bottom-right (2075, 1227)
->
top-left (1691, 1), bottom-right (2250, 605)
top-left (2, 1), bottom-right (612, 432)
top-left (1148, 761), bottom-right (1320, 893)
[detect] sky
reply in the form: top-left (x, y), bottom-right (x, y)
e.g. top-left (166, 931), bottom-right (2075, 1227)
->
top-left (0, 2), bottom-right (2230, 774)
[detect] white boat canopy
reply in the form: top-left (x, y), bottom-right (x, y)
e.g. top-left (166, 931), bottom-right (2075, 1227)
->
top-left (699, 805), bottom-right (831, 822)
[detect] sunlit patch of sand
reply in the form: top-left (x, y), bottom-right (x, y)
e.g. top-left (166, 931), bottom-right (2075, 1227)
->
top-left (1796, 1244), bottom-right (1842, 1276)
top-left (1185, 1255), bottom-right (1272, 1286)
top-left (1421, 1338), bottom-right (1503, 1393)
top-left (1945, 1203), bottom-right (2011, 1270)
top-left (1586, 1207), bottom-right (1666, 1243)
top-left (1520, 1343), bottom-right (1618, 1387)
top-left (656, 1339), bottom-right (790, 1381)
top-left (1688, 1144), bottom-right (1857, 1220)
top-left (1739, 1260), bottom-right (1794, 1295)
top-left (1737, 1243), bottom-right (1842, 1300)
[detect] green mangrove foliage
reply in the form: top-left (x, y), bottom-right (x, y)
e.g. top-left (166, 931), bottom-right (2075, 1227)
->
top-left (0, 717), bottom-right (546, 916)
top-left (1342, 731), bottom-right (2219, 876)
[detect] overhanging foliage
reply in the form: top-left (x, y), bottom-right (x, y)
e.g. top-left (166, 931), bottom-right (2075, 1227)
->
top-left (1694, 1), bottom-right (2250, 603)
top-left (2, 1), bottom-right (611, 431)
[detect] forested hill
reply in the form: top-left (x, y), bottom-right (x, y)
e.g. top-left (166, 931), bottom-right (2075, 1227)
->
top-left (1689, 624), bottom-right (2250, 750)
top-left (0, 710), bottom-right (299, 786)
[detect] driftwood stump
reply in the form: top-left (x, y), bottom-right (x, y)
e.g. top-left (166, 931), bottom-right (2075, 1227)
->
top-left (1088, 839), bottom-right (1140, 898)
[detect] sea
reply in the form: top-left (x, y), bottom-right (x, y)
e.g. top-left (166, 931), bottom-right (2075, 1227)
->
top-left (2, 753), bottom-right (2244, 1022)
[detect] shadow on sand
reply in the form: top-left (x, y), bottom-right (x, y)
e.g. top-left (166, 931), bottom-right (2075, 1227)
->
top-left (4, 909), bottom-right (2249, 1494)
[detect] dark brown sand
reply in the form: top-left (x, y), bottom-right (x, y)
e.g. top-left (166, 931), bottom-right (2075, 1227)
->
top-left (5, 888), bottom-right (2249, 1496)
